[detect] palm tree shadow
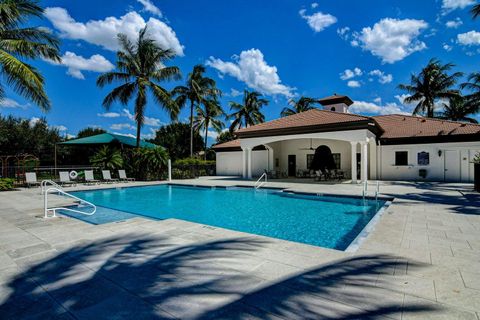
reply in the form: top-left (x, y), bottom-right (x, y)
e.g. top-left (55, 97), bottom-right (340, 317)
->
top-left (0, 235), bottom-right (438, 319)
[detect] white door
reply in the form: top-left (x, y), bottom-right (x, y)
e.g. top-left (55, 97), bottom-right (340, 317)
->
top-left (444, 150), bottom-right (460, 182)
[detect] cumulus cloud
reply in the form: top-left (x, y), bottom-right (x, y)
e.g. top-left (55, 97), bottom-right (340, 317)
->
top-left (52, 125), bottom-right (68, 132)
top-left (442, 0), bottom-right (475, 10)
top-left (347, 80), bottom-right (361, 88)
top-left (29, 117), bottom-right (41, 127)
top-left (0, 98), bottom-right (30, 109)
top-left (299, 9), bottom-right (337, 32)
top-left (229, 88), bottom-right (242, 97)
top-left (47, 51), bottom-right (114, 79)
top-left (339, 67), bottom-right (362, 80)
top-left (443, 43), bottom-right (453, 51)
top-left (337, 27), bottom-right (350, 40)
top-left (446, 17), bottom-right (463, 28)
top-left (350, 100), bottom-right (410, 115)
top-left (351, 18), bottom-right (428, 63)
top-left (110, 123), bottom-right (135, 130)
top-left (98, 112), bottom-right (121, 118)
top-left (137, 0), bottom-right (162, 17)
top-left (44, 7), bottom-right (184, 56)
top-left (206, 48), bottom-right (294, 97)
top-left (457, 30), bottom-right (480, 46)
top-left (122, 108), bottom-right (163, 127)
top-left (369, 70), bottom-right (393, 84)
top-left (113, 132), bottom-right (136, 138)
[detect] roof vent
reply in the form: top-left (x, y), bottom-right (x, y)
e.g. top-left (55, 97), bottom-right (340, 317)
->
top-left (460, 123), bottom-right (466, 127)
top-left (421, 119), bottom-right (426, 122)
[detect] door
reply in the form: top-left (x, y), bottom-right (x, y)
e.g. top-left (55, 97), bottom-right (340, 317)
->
top-left (288, 155), bottom-right (296, 177)
top-left (444, 150), bottom-right (460, 182)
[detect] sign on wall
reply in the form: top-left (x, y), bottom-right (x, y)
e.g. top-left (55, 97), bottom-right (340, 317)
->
top-left (417, 151), bottom-right (430, 166)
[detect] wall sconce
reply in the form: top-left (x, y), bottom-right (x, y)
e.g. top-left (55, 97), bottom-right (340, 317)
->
top-left (438, 150), bottom-right (442, 157)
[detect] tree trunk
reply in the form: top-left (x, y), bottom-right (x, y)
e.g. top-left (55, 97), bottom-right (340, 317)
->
top-left (189, 100), bottom-right (194, 158)
top-left (136, 122), bottom-right (141, 148)
top-left (204, 119), bottom-right (209, 160)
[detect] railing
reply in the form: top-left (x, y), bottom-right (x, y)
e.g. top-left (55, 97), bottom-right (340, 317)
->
top-left (44, 187), bottom-right (96, 218)
top-left (255, 172), bottom-right (268, 189)
top-left (41, 179), bottom-right (63, 195)
top-left (362, 180), bottom-right (380, 201)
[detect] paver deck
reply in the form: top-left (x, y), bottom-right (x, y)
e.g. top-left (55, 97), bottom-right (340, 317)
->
top-left (0, 178), bottom-right (479, 319)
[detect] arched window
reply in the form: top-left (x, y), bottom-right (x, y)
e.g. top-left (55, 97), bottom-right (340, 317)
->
top-left (330, 107), bottom-right (336, 111)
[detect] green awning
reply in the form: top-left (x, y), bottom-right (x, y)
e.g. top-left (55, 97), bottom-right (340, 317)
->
top-left (58, 133), bottom-right (157, 149)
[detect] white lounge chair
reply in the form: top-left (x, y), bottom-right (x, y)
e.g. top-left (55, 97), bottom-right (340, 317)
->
top-left (102, 170), bottom-right (118, 183)
top-left (84, 170), bottom-right (100, 185)
top-left (25, 172), bottom-right (40, 187)
top-left (59, 171), bottom-right (76, 186)
top-left (118, 170), bottom-right (135, 182)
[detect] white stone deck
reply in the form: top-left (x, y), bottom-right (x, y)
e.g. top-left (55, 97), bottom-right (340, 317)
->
top-left (0, 178), bottom-right (479, 319)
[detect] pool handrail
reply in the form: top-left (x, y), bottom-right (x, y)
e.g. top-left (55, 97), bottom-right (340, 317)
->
top-left (44, 187), bottom-right (96, 218)
top-left (255, 172), bottom-right (268, 189)
top-left (41, 179), bottom-right (63, 195)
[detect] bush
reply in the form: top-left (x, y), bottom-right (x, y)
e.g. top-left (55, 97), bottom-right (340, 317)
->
top-left (173, 157), bottom-right (215, 166)
top-left (172, 157), bottom-right (216, 179)
top-left (0, 178), bottom-right (15, 191)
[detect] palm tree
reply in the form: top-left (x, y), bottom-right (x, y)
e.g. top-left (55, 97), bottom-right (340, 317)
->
top-left (228, 90), bottom-right (268, 132)
top-left (281, 96), bottom-right (318, 117)
top-left (439, 96), bottom-right (478, 123)
top-left (471, 4), bottom-right (480, 19)
top-left (194, 98), bottom-right (224, 159)
top-left (398, 59), bottom-right (462, 118)
top-left (0, 0), bottom-right (60, 110)
top-left (90, 146), bottom-right (124, 170)
top-left (172, 65), bottom-right (219, 157)
top-left (460, 72), bottom-right (480, 116)
top-left (97, 27), bottom-right (180, 147)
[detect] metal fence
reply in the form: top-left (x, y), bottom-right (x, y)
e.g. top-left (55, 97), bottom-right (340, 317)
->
top-left (0, 165), bottom-right (99, 185)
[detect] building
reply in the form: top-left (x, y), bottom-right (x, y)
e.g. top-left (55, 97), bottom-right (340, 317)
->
top-left (213, 94), bottom-right (480, 183)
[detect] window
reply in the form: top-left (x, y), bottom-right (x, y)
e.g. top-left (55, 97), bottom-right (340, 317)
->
top-left (417, 152), bottom-right (430, 166)
top-left (275, 158), bottom-right (279, 168)
top-left (332, 153), bottom-right (341, 169)
top-left (330, 107), bottom-right (336, 111)
top-left (306, 154), bottom-right (314, 169)
top-left (395, 151), bottom-right (408, 166)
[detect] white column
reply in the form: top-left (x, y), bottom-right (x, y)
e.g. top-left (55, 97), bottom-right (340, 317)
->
top-left (168, 159), bottom-right (172, 181)
top-left (267, 146), bottom-right (274, 172)
top-left (247, 147), bottom-right (252, 179)
top-left (350, 141), bottom-right (358, 184)
top-left (242, 148), bottom-right (247, 179)
top-left (360, 140), bottom-right (368, 183)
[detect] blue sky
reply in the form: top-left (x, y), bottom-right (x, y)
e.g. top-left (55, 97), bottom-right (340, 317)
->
top-left (1, 0), bottom-right (480, 143)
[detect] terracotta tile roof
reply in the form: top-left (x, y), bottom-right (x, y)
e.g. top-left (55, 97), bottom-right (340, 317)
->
top-left (318, 94), bottom-right (354, 106)
top-left (212, 139), bottom-right (241, 149)
top-left (236, 109), bottom-right (370, 134)
top-left (373, 114), bottom-right (480, 139)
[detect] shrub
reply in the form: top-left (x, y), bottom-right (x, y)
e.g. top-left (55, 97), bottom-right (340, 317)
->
top-left (0, 178), bottom-right (15, 191)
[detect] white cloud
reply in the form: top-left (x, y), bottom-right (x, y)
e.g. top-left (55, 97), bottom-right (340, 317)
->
top-left (206, 48), bottom-right (294, 97)
top-left (207, 130), bottom-right (219, 139)
top-left (47, 51), bottom-right (114, 79)
top-left (457, 30), bottom-right (480, 46)
top-left (299, 9), bottom-right (337, 32)
top-left (340, 67), bottom-right (362, 80)
top-left (442, 0), bottom-right (475, 10)
top-left (446, 17), bottom-right (463, 28)
top-left (53, 125), bottom-right (68, 132)
top-left (352, 18), bottom-right (428, 63)
top-left (0, 98), bottom-right (29, 109)
top-left (347, 80), bottom-right (361, 88)
top-left (141, 128), bottom-right (157, 140)
top-left (443, 43), bottom-right (453, 51)
top-left (230, 88), bottom-right (242, 97)
top-left (113, 132), bottom-right (136, 138)
top-left (373, 97), bottom-right (382, 103)
top-left (110, 123), bottom-right (135, 130)
top-left (122, 108), bottom-right (163, 127)
top-left (29, 117), bottom-right (41, 127)
top-left (337, 27), bottom-right (350, 40)
top-left (350, 100), bottom-right (410, 115)
top-left (369, 69), bottom-right (393, 84)
top-left (137, 0), bottom-right (162, 17)
top-left (97, 112), bottom-right (121, 118)
top-left (44, 7), bottom-right (184, 56)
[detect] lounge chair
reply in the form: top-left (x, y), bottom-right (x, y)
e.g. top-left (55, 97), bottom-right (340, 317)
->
top-left (102, 170), bottom-right (119, 183)
top-left (25, 172), bottom-right (41, 187)
top-left (84, 170), bottom-right (100, 185)
top-left (59, 171), bottom-right (77, 187)
top-left (118, 170), bottom-right (135, 182)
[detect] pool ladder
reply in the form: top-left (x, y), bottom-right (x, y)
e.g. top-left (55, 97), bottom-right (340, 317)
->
top-left (43, 186), bottom-right (96, 218)
top-left (254, 172), bottom-right (268, 189)
top-left (362, 181), bottom-right (380, 201)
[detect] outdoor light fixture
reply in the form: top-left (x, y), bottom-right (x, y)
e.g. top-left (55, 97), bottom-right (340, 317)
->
top-left (438, 150), bottom-right (442, 157)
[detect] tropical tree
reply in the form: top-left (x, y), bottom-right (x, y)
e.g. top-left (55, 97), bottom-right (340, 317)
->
top-left (194, 98), bottom-right (224, 159)
top-left (172, 65), bottom-right (219, 157)
top-left (398, 59), bottom-right (462, 118)
top-left (460, 72), bottom-right (480, 116)
top-left (90, 146), bottom-right (123, 170)
top-left (280, 96), bottom-right (318, 117)
top-left (471, 4), bottom-right (480, 19)
top-left (130, 146), bottom-right (168, 180)
top-left (439, 96), bottom-right (478, 123)
top-left (76, 127), bottom-right (106, 139)
top-left (0, 0), bottom-right (61, 110)
top-left (228, 90), bottom-right (268, 132)
top-left (97, 27), bottom-right (180, 147)
top-left (216, 131), bottom-right (236, 144)
top-left (150, 123), bottom-right (204, 160)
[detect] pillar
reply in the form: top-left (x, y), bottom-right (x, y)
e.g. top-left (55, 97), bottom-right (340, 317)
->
top-left (247, 148), bottom-right (252, 179)
top-left (350, 141), bottom-right (358, 184)
top-left (242, 147), bottom-right (247, 179)
top-left (361, 140), bottom-right (368, 183)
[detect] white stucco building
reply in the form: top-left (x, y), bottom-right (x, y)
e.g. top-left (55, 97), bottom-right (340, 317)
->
top-left (213, 94), bottom-right (480, 183)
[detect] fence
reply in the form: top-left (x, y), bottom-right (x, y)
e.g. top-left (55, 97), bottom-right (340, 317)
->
top-left (0, 165), bottom-right (99, 185)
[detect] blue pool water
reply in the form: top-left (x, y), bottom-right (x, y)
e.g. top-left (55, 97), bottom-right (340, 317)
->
top-left (63, 184), bottom-right (386, 250)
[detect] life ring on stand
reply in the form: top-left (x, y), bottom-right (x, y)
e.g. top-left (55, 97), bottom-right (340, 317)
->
top-left (69, 170), bottom-right (78, 179)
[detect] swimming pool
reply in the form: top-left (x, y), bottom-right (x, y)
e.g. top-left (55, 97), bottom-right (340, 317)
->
top-left (62, 184), bottom-right (387, 250)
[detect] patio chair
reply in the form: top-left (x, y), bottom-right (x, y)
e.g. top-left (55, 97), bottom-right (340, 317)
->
top-left (84, 170), bottom-right (100, 185)
top-left (118, 170), bottom-right (135, 182)
top-left (59, 171), bottom-right (77, 187)
top-left (102, 170), bottom-right (119, 183)
top-left (25, 172), bottom-right (41, 187)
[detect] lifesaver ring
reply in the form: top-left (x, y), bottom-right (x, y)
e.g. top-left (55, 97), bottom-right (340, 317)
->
top-left (69, 170), bottom-right (78, 179)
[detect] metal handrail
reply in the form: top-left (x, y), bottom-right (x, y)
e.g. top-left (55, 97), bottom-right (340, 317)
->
top-left (44, 187), bottom-right (96, 218)
top-left (255, 172), bottom-right (268, 189)
top-left (362, 180), bottom-right (380, 201)
top-left (41, 180), bottom-right (63, 195)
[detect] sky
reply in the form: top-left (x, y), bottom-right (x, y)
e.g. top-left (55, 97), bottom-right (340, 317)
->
top-left (1, 0), bottom-right (480, 144)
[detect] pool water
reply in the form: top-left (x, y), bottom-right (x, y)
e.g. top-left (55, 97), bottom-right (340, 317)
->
top-left (64, 184), bottom-right (386, 250)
